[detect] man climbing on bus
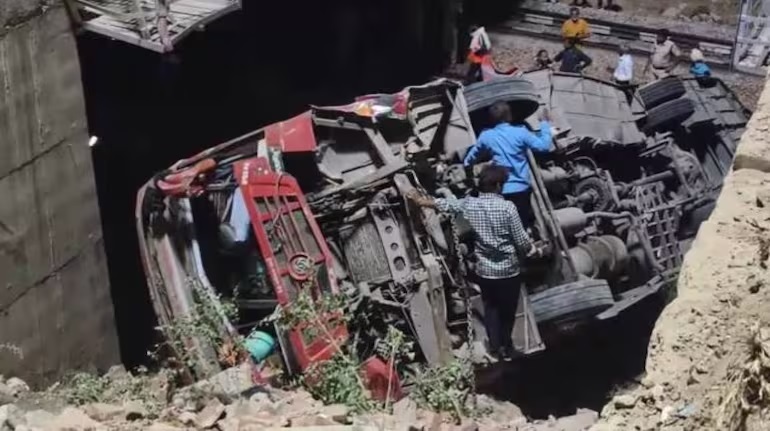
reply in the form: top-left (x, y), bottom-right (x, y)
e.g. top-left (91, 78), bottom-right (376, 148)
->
top-left (463, 101), bottom-right (553, 228)
top-left (406, 165), bottom-right (542, 361)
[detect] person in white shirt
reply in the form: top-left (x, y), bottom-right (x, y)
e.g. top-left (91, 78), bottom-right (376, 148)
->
top-left (612, 44), bottom-right (633, 85)
top-left (467, 25), bottom-right (492, 82)
top-left (469, 25), bottom-right (492, 55)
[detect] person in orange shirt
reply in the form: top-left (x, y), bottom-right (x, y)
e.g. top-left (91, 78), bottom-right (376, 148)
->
top-left (561, 8), bottom-right (591, 42)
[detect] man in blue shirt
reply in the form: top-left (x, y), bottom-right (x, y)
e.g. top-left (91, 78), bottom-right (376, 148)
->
top-left (463, 101), bottom-right (553, 227)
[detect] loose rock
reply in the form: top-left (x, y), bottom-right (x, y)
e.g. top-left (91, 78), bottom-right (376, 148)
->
top-left (24, 410), bottom-right (56, 428)
top-left (5, 379), bottom-right (29, 397)
top-left (393, 396), bottom-right (418, 425)
top-left (0, 385), bottom-right (14, 407)
top-left (83, 403), bottom-right (126, 422)
top-left (147, 423), bottom-right (185, 431)
top-left (177, 411), bottom-right (196, 426)
top-left (320, 404), bottom-right (350, 424)
top-left (48, 407), bottom-right (102, 430)
top-left (123, 400), bottom-right (148, 420)
top-left (195, 398), bottom-right (226, 429)
top-left (0, 404), bottom-right (24, 429)
top-left (613, 394), bottom-right (639, 409)
top-left (289, 414), bottom-right (338, 427)
top-left (660, 405), bottom-right (676, 424)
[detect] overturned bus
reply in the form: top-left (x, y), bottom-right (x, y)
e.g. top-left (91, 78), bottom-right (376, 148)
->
top-left (135, 72), bottom-right (749, 396)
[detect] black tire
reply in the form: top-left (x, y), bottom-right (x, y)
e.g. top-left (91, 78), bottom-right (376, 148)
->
top-left (463, 78), bottom-right (540, 117)
top-left (643, 98), bottom-right (695, 133)
top-left (637, 77), bottom-right (686, 109)
top-left (530, 279), bottom-right (615, 323)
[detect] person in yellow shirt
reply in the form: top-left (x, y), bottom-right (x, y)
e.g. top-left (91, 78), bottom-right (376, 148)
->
top-left (561, 8), bottom-right (591, 42)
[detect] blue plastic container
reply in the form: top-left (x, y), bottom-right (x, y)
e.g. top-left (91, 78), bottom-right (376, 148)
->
top-left (244, 331), bottom-right (276, 362)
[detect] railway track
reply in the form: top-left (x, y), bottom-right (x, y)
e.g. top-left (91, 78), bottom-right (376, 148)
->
top-left (491, 7), bottom-right (763, 75)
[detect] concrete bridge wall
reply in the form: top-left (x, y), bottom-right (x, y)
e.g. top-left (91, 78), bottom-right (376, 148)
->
top-left (0, 2), bottom-right (119, 385)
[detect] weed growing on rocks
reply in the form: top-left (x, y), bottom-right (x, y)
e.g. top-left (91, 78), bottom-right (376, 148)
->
top-left (58, 373), bottom-right (110, 405)
top-left (55, 367), bottom-right (169, 416)
top-left (151, 281), bottom-right (244, 380)
top-left (305, 352), bottom-right (376, 413)
top-left (268, 288), bottom-right (374, 412)
top-left (717, 322), bottom-right (770, 430)
top-left (411, 360), bottom-right (474, 420)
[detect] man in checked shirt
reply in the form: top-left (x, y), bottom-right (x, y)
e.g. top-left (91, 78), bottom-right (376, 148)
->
top-left (407, 165), bottom-right (541, 360)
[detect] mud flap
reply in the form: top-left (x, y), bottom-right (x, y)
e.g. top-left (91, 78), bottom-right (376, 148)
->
top-left (512, 288), bottom-right (545, 355)
top-left (409, 281), bottom-right (451, 365)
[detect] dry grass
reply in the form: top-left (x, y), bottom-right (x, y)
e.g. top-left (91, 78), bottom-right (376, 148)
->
top-left (717, 323), bottom-right (770, 431)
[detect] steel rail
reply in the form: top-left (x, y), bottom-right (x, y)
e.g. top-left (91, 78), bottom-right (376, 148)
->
top-left (515, 7), bottom-right (734, 47)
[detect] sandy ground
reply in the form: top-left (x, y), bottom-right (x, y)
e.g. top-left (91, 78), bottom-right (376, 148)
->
top-left (588, 53), bottom-right (770, 431)
top-left (490, 33), bottom-right (764, 110)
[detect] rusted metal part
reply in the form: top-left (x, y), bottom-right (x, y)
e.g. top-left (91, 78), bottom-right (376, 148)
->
top-left (512, 288), bottom-right (545, 354)
top-left (408, 282), bottom-right (445, 365)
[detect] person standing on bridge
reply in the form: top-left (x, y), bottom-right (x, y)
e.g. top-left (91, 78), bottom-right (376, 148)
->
top-left (597, 0), bottom-right (618, 10)
top-left (561, 7), bottom-right (591, 42)
top-left (535, 49), bottom-right (555, 70)
top-left (645, 29), bottom-right (682, 79)
top-left (463, 101), bottom-right (553, 228)
top-left (555, 38), bottom-right (593, 73)
top-left (610, 44), bottom-right (634, 85)
top-left (689, 49), bottom-right (711, 78)
top-left (405, 165), bottom-right (541, 361)
top-left (467, 25), bottom-right (492, 82)
top-left (609, 44), bottom-right (634, 103)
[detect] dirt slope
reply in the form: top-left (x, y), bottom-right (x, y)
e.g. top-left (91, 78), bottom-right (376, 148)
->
top-left (591, 77), bottom-right (770, 430)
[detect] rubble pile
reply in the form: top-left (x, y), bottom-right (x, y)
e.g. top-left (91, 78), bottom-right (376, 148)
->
top-left (591, 60), bottom-right (770, 431)
top-left (0, 368), bottom-right (604, 431)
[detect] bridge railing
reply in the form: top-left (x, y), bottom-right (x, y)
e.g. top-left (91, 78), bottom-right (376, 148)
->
top-left (64, 0), bottom-right (241, 53)
top-left (732, 0), bottom-right (770, 73)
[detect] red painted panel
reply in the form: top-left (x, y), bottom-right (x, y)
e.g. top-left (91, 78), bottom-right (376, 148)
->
top-left (234, 158), bottom-right (347, 371)
top-left (264, 111), bottom-right (318, 153)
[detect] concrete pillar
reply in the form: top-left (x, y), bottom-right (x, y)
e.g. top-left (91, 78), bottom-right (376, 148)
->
top-left (0, 2), bottom-right (119, 385)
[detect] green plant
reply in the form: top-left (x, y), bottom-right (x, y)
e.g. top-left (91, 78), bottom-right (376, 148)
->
top-left (268, 283), bottom-right (474, 417)
top-left (266, 288), bottom-right (379, 413)
top-left (411, 360), bottom-right (474, 420)
top-left (152, 281), bottom-right (243, 376)
top-left (59, 372), bottom-right (110, 405)
top-left (56, 370), bottom-right (169, 416)
top-left (305, 352), bottom-right (376, 413)
top-left (376, 326), bottom-right (415, 365)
